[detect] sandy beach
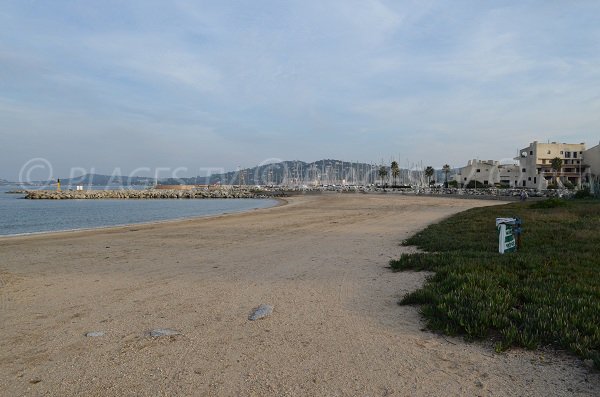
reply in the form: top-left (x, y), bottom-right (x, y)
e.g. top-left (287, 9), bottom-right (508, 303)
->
top-left (0, 194), bottom-right (597, 396)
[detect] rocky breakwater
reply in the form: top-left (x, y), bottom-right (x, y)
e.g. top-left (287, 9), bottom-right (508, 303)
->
top-left (24, 188), bottom-right (277, 200)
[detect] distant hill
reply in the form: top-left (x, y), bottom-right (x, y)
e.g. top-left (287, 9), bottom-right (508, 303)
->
top-left (30, 159), bottom-right (455, 187)
top-left (159, 159), bottom-right (382, 186)
top-left (158, 159), bottom-right (447, 186)
top-left (57, 174), bottom-right (155, 186)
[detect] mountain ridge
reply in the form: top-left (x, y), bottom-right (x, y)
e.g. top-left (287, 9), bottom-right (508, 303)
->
top-left (7, 159), bottom-right (453, 186)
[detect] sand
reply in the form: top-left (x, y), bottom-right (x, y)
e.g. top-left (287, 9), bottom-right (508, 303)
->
top-left (0, 194), bottom-right (597, 396)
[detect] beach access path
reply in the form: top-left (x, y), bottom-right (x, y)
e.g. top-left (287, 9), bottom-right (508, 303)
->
top-left (0, 194), bottom-right (597, 396)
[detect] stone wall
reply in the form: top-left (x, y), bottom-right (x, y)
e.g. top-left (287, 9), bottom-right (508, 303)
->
top-left (24, 189), bottom-right (273, 200)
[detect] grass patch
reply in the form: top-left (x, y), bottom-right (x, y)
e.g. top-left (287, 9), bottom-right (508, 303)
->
top-left (529, 198), bottom-right (570, 209)
top-left (391, 199), bottom-right (600, 368)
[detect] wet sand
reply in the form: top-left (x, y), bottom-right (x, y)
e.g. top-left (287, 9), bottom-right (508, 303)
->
top-left (0, 194), bottom-right (597, 396)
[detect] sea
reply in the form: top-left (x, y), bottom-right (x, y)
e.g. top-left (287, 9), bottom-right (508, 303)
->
top-left (0, 185), bottom-right (277, 237)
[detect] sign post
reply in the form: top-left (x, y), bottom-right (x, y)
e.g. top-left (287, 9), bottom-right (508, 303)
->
top-left (496, 217), bottom-right (520, 254)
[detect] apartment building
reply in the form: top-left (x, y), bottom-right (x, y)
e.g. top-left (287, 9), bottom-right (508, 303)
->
top-left (583, 142), bottom-right (600, 182)
top-left (584, 143), bottom-right (600, 195)
top-left (516, 141), bottom-right (587, 188)
top-left (453, 159), bottom-right (520, 187)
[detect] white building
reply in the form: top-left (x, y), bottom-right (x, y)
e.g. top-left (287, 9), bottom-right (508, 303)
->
top-left (453, 159), bottom-right (520, 187)
top-left (454, 140), bottom-right (596, 191)
top-left (583, 142), bottom-right (600, 192)
top-left (497, 163), bottom-right (521, 187)
top-left (453, 159), bottom-right (496, 187)
top-left (583, 143), bottom-right (600, 177)
top-left (516, 141), bottom-right (587, 189)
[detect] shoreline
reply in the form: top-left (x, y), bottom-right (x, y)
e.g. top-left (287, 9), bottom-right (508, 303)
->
top-left (0, 197), bottom-right (286, 241)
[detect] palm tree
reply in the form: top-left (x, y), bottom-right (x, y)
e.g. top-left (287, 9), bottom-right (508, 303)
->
top-left (378, 166), bottom-right (388, 186)
top-left (390, 161), bottom-right (400, 187)
top-left (442, 164), bottom-right (451, 188)
top-left (425, 166), bottom-right (435, 186)
top-left (551, 157), bottom-right (563, 186)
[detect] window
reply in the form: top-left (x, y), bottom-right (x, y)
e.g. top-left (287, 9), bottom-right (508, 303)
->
top-left (476, 169), bottom-right (481, 173)
top-left (522, 168), bottom-right (526, 172)
top-left (574, 152), bottom-right (578, 158)
top-left (530, 151), bottom-right (533, 155)
top-left (484, 181), bottom-right (488, 185)
top-left (560, 151), bottom-right (564, 154)
top-left (547, 150), bottom-right (551, 154)
top-left (523, 181), bottom-right (526, 186)
top-left (565, 151), bottom-right (571, 158)
top-left (534, 177), bottom-right (537, 183)
top-left (464, 177), bottom-right (467, 181)
top-left (528, 177), bottom-right (531, 181)
top-left (542, 159), bottom-right (546, 164)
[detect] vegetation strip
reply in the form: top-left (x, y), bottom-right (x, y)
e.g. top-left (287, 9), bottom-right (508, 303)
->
top-left (391, 198), bottom-right (600, 369)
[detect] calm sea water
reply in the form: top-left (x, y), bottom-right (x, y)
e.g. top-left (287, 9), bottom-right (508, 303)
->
top-left (0, 186), bottom-right (277, 236)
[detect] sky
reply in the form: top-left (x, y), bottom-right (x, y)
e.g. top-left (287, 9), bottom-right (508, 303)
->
top-left (1, 0), bottom-right (599, 181)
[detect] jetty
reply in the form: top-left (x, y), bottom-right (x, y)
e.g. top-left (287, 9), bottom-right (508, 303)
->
top-left (24, 188), bottom-right (285, 200)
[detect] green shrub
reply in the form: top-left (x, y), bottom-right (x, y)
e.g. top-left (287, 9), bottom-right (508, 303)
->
top-left (529, 198), bottom-right (569, 209)
top-left (392, 201), bottom-right (600, 369)
top-left (574, 187), bottom-right (592, 199)
top-left (463, 180), bottom-right (489, 189)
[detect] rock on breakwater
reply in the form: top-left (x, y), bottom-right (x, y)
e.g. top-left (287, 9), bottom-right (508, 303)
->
top-left (24, 189), bottom-right (280, 200)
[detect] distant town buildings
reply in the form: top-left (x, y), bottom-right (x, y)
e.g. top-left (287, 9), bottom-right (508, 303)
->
top-left (454, 140), bottom-right (600, 190)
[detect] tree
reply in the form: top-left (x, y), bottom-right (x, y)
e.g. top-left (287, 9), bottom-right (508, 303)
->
top-left (551, 157), bottom-right (563, 186)
top-left (391, 161), bottom-right (400, 186)
top-left (442, 164), bottom-right (451, 188)
top-left (378, 166), bottom-right (388, 186)
top-left (425, 166), bottom-right (435, 186)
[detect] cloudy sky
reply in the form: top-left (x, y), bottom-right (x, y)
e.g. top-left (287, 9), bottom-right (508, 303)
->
top-left (1, 1), bottom-right (599, 180)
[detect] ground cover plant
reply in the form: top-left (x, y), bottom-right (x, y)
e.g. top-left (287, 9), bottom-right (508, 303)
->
top-left (391, 198), bottom-right (600, 368)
